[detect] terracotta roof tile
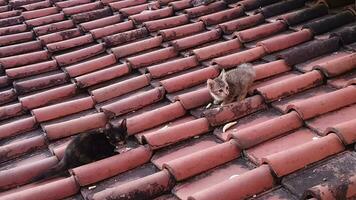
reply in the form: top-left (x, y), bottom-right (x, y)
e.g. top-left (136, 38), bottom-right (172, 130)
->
top-left (111, 36), bottom-right (163, 58)
top-left (43, 112), bottom-right (107, 140)
top-left (143, 14), bottom-right (189, 32)
top-left (306, 103), bottom-right (356, 135)
top-left (126, 101), bottom-right (186, 135)
top-left (0, 102), bottom-right (24, 120)
top-left (0, 23), bottom-right (27, 36)
top-left (263, 133), bottom-right (345, 177)
top-left (160, 66), bottom-right (219, 93)
top-left (92, 169), bottom-right (173, 200)
top-left (0, 0), bottom-right (355, 199)
top-left (188, 165), bottom-right (275, 200)
top-left (5, 60), bottom-right (58, 79)
top-left (72, 145), bottom-right (152, 186)
top-left (282, 151), bottom-right (356, 199)
top-left (90, 73), bottom-right (150, 103)
top-left (25, 13), bottom-right (65, 27)
top-left (0, 31), bottom-right (33, 46)
top-left (20, 0), bottom-right (52, 11)
top-left (32, 96), bottom-right (95, 122)
top-left (101, 87), bottom-right (166, 117)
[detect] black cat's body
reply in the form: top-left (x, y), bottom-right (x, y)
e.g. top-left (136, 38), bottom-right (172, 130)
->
top-left (32, 120), bottom-right (127, 182)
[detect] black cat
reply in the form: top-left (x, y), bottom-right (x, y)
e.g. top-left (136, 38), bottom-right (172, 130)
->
top-left (32, 119), bottom-right (127, 182)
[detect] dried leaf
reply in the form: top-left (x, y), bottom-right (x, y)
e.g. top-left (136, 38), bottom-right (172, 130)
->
top-left (223, 121), bottom-right (237, 132)
top-left (206, 103), bottom-right (212, 109)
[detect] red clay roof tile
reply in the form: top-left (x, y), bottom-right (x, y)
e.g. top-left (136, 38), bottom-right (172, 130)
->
top-left (0, 24), bottom-right (27, 36)
top-left (143, 118), bottom-right (210, 150)
top-left (173, 159), bottom-right (252, 200)
top-left (327, 118), bottom-right (356, 145)
top-left (231, 111), bottom-right (303, 149)
top-left (246, 128), bottom-right (316, 165)
top-left (213, 46), bottom-right (267, 69)
top-left (0, 31), bottom-right (33, 46)
top-left (0, 10), bottom-right (21, 20)
top-left (263, 133), bottom-right (344, 177)
top-left (0, 49), bottom-right (50, 68)
top-left (148, 56), bottom-right (199, 78)
top-left (20, 0), bottom-right (52, 11)
top-left (19, 84), bottom-right (77, 109)
top-left (92, 169), bottom-right (173, 200)
top-left (32, 96), bottom-right (95, 122)
top-left (90, 73), bottom-right (150, 103)
top-left (160, 66), bottom-right (219, 93)
top-left (257, 70), bottom-right (324, 102)
top-left (184, 1), bottom-right (226, 18)
top-left (102, 27), bottom-right (148, 47)
top-left (199, 6), bottom-right (244, 26)
top-left (90, 20), bottom-right (134, 39)
top-left (0, 156), bottom-right (58, 191)
top-left (315, 52), bottom-right (356, 78)
top-left (257, 29), bottom-right (313, 53)
top-left (46, 34), bottom-right (94, 52)
top-left (54, 43), bottom-right (105, 66)
top-left (219, 13), bottom-right (265, 34)
top-left (143, 14), bottom-right (189, 32)
top-left (0, 89), bottom-right (17, 105)
top-left (25, 13), bottom-right (65, 27)
top-left (65, 54), bottom-right (117, 77)
top-left (158, 21), bottom-right (205, 41)
top-left (55, 0), bottom-right (91, 9)
top-left (38, 28), bottom-right (82, 44)
top-left (101, 87), bottom-right (166, 117)
top-left (43, 112), bottom-right (107, 140)
top-left (0, 103), bottom-right (24, 120)
top-left (129, 6), bottom-right (173, 24)
top-left (0, 16), bottom-right (23, 27)
top-left (0, 40), bottom-right (42, 57)
top-left (71, 7), bottom-right (112, 24)
top-left (169, 0), bottom-right (191, 11)
top-left (111, 36), bottom-right (163, 58)
top-left (5, 60), bottom-right (58, 79)
top-left (118, 2), bottom-right (160, 16)
top-left (236, 21), bottom-right (287, 43)
top-left (14, 72), bottom-right (68, 94)
top-left (72, 145), bottom-right (152, 186)
top-left (126, 101), bottom-right (186, 135)
top-left (171, 29), bottom-right (222, 51)
top-left (0, 135), bottom-right (45, 163)
top-left (74, 63), bottom-right (130, 88)
top-left (79, 14), bottom-right (121, 31)
top-left (164, 140), bottom-right (240, 181)
top-left (62, 1), bottom-right (103, 16)
top-left (151, 135), bottom-right (220, 170)
top-left (204, 95), bottom-right (267, 126)
top-left (192, 39), bottom-right (242, 61)
top-left (126, 46), bottom-right (178, 69)
top-left (176, 87), bottom-right (212, 110)
top-left (188, 165), bottom-right (275, 200)
top-left (33, 20), bottom-right (75, 35)
top-left (287, 85), bottom-right (356, 120)
top-left (22, 7), bottom-right (59, 20)
top-left (108, 0), bottom-right (146, 11)
top-left (1, 176), bottom-right (79, 200)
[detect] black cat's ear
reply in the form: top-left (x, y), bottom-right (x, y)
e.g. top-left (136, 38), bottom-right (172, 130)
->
top-left (120, 119), bottom-right (127, 130)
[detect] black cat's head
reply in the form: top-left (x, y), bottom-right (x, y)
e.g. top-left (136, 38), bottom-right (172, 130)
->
top-left (105, 119), bottom-right (127, 144)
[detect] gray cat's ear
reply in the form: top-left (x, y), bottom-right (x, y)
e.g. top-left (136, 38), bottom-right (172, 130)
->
top-left (221, 69), bottom-right (227, 80)
top-left (218, 69), bottom-right (225, 77)
top-left (207, 79), bottom-right (213, 87)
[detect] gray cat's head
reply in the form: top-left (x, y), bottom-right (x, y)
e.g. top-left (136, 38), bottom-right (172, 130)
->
top-left (207, 69), bottom-right (230, 99)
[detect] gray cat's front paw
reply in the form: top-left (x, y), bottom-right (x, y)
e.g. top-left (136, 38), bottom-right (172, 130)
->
top-left (213, 100), bottom-right (220, 105)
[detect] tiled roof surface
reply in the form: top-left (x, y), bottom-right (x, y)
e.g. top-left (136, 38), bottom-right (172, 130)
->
top-left (0, 0), bottom-right (355, 199)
